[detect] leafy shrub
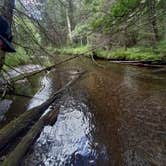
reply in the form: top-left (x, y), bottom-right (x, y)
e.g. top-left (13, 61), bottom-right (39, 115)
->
top-left (5, 47), bottom-right (31, 67)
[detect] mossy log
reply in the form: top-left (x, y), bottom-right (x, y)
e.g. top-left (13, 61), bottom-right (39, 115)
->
top-left (2, 108), bottom-right (59, 166)
top-left (110, 60), bottom-right (164, 68)
top-left (0, 73), bottom-right (82, 151)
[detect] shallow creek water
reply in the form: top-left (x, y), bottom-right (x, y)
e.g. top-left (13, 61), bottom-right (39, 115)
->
top-left (0, 57), bottom-right (166, 165)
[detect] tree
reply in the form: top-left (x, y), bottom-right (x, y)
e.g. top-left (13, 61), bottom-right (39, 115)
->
top-left (146, 0), bottom-right (159, 45)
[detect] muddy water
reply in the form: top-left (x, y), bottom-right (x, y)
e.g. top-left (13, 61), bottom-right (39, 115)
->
top-left (1, 57), bottom-right (166, 165)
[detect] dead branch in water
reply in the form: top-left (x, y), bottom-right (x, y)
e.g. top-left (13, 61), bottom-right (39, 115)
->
top-left (2, 107), bottom-right (59, 166)
top-left (0, 71), bottom-right (85, 151)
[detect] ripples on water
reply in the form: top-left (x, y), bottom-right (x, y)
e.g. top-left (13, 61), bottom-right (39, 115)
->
top-left (24, 90), bottom-right (108, 166)
top-left (1, 60), bottom-right (166, 166)
top-left (22, 64), bottom-right (166, 166)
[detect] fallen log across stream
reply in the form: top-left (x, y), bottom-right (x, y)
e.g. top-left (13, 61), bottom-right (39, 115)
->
top-left (0, 71), bottom-right (85, 152)
top-left (110, 60), bottom-right (166, 68)
top-left (2, 107), bottom-right (59, 166)
top-left (7, 55), bottom-right (83, 83)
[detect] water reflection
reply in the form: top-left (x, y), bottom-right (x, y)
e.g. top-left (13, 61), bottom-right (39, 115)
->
top-left (82, 64), bottom-right (166, 165)
top-left (2, 58), bottom-right (166, 165)
top-left (24, 91), bottom-right (108, 166)
top-left (28, 73), bottom-right (53, 109)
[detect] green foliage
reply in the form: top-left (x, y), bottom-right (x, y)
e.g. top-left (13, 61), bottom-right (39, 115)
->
top-left (5, 47), bottom-right (31, 67)
top-left (111, 0), bottom-right (140, 16)
top-left (156, 40), bottom-right (166, 55)
top-left (14, 17), bottom-right (41, 46)
top-left (10, 0), bottom-right (165, 67)
top-left (72, 23), bottom-right (91, 39)
top-left (57, 45), bottom-right (90, 55)
top-left (155, 40), bottom-right (166, 61)
top-left (55, 44), bottom-right (165, 62)
top-left (90, 0), bottom-right (141, 33)
top-left (96, 47), bottom-right (164, 61)
top-left (57, 42), bottom-right (164, 61)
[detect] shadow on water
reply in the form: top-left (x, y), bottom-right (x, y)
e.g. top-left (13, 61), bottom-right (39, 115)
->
top-left (0, 57), bottom-right (166, 165)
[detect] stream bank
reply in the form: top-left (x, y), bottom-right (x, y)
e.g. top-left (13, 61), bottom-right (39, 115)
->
top-left (56, 45), bottom-right (166, 67)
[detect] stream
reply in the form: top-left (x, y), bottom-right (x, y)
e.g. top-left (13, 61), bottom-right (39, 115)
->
top-left (0, 56), bottom-right (166, 165)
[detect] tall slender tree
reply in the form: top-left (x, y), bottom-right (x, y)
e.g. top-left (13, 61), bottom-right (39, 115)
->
top-left (146, 0), bottom-right (159, 45)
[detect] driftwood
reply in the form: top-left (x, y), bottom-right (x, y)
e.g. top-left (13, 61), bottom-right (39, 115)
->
top-left (2, 108), bottom-right (59, 166)
top-left (110, 60), bottom-right (166, 68)
top-left (0, 72), bottom-right (83, 151)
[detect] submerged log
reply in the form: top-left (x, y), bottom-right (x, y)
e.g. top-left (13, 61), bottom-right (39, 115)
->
top-left (2, 108), bottom-right (59, 166)
top-left (0, 72), bottom-right (83, 151)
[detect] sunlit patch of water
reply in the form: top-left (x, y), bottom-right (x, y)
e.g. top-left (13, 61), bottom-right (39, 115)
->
top-left (27, 73), bottom-right (53, 109)
top-left (24, 95), bottom-right (108, 165)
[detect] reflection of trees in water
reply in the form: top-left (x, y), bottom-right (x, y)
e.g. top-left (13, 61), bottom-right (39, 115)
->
top-left (86, 71), bottom-right (124, 165)
top-left (117, 90), bottom-right (165, 165)
top-left (69, 82), bottom-right (109, 165)
top-left (23, 67), bottom-right (166, 166)
top-left (86, 71), bottom-right (166, 165)
top-left (118, 88), bottom-right (166, 166)
top-left (23, 81), bottom-right (106, 165)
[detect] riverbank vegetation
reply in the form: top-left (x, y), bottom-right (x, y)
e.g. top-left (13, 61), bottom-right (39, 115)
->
top-left (0, 0), bottom-right (165, 83)
top-left (56, 41), bottom-right (166, 62)
top-left (0, 0), bottom-right (165, 72)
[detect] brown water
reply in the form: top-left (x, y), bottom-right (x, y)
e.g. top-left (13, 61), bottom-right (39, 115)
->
top-left (1, 57), bottom-right (166, 165)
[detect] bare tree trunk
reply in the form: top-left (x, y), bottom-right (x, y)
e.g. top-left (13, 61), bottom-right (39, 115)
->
top-left (66, 0), bottom-right (75, 44)
top-left (146, 0), bottom-right (159, 45)
top-left (80, 37), bottom-right (83, 46)
top-left (66, 8), bottom-right (73, 44)
top-left (68, 0), bottom-right (74, 30)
